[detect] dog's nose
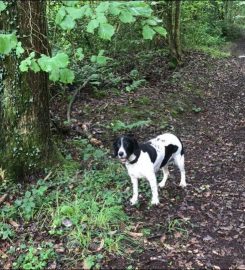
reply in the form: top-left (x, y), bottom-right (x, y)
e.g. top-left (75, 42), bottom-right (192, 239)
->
top-left (118, 151), bottom-right (124, 157)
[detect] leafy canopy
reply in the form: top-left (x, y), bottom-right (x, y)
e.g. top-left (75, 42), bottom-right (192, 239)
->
top-left (0, 1), bottom-right (167, 84)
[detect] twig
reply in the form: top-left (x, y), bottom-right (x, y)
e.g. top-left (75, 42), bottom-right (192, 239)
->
top-left (67, 76), bottom-right (92, 123)
top-left (0, 194), bottom-right (8, 205)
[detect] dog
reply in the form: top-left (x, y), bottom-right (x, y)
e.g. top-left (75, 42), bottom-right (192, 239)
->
top-left (113, 133), bottom-right (186, 205)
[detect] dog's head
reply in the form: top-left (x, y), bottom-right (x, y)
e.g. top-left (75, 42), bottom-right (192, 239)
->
top-left (113, 135), bottom-right (139, 163)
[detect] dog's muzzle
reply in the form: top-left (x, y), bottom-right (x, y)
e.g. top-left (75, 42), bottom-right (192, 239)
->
top-left (119, 158), bottom-right (127, 164)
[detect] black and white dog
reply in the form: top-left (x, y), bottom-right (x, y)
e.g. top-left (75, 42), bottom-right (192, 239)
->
top-left (113, 133), bottom-right (186, 205)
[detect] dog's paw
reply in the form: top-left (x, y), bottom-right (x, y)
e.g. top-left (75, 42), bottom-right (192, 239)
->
top-left (151, 198), bottom-right (160, 205)
top-left (158, 181), bottom-right (166, 188)
top-left (130, 197), bottom-right (138, 205)
top-left (179, 182), bottom-right (187, 188)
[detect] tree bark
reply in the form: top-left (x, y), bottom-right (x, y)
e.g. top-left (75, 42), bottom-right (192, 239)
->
top-left (0, 0), bottom-right (54, 180)
top-left (165, 0), bottom-right (182, 65)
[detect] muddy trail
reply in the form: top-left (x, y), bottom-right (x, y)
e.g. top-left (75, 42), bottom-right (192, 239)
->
top-left (52, 41), bottom-right (245, 269)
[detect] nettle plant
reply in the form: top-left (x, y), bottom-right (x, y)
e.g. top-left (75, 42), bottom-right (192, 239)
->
top-left (0, 0), bottom-right (166, 83)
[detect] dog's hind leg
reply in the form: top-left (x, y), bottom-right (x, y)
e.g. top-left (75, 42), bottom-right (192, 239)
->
top-left (174, 154), bottom-right (186, 187)
top-left (159, 166), bottom-right (169, 188)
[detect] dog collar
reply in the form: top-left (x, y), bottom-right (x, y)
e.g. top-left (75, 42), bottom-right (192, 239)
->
top-left (129, 155), bottom-right (139, 164)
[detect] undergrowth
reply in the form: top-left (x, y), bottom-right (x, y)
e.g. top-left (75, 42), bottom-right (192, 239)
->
top-left (0, 138), bottom-right (132, 268)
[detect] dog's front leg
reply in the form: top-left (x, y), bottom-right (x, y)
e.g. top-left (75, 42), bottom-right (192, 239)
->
top-left (130, 176), bottom-right (138, 205)
top-left (147, 174), bottom-right (159, 205)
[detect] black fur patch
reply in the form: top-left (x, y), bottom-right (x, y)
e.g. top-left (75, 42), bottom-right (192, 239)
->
top-left (140, 143), bottom-right (157, 163)
top-left (176, 135), bottom-right (184, 155)
top-left (160, 144), bottom-right (178, 168)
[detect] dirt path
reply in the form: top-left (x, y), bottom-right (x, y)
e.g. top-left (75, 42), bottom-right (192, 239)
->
top-left (104, 53), bottom-right (245, 268)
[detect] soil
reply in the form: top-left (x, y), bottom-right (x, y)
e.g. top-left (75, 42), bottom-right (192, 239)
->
top-left (54, 41), bottom-right (244, 269)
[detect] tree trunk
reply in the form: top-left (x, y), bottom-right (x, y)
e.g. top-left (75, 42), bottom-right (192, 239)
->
top-left (174, 0), bottom-right (182, 62)
top-left (0, 0), bottom-right (54, 180)
top-left (165, 0), bottom-right (182, 65)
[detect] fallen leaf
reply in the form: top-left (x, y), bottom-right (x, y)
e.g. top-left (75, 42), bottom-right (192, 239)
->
top-left (9, 220), bottom-right (19, 228)
top-left (127, 231), bottom-right (143, 238)
top-left (174, 232), bottom-right (182, 238)
top-left (0, 194), bottom-right (8, 205)
top-left (160, 234), bottom-right (166, 243)
top-left (203, 235), bottom-right (213, 242)
top-left (90, 138), bottom-right (102, 146)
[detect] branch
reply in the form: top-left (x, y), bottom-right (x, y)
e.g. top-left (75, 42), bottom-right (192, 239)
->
top-left (67, 76), bottom-right (92, 123)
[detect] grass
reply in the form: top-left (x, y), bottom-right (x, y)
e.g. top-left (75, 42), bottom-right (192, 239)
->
top-left (0, 138), bottom-right (133, 268)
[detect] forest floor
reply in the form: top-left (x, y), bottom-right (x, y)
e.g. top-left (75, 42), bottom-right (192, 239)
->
top-left (1, 42), bottom-right (244, 269)
top-left (57, 43), bottom-right (244, 269)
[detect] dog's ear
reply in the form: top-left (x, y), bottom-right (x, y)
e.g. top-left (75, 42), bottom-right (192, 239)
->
top-left (131, 137), bottom-right (139, 151)
top-left (112, 138), bottom-right (119, 158)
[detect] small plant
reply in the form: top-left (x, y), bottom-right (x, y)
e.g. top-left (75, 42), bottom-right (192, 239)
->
top-left (167, 218), bottom-right (191, 237)
top-left (83, 254), bottom-right (104, 270)
top-left (135, 96), bottom-right (151, 105)
top-left (14, 184), bottom-right (48, 221)
top-left (13, 243), bottom-right (56, 270)
top-left (192, 106), bottom-right (202, 113)
top-left (125, 69), bottom-right (146, 92)
top-left (110, 119), bottom-right (151, 132)
top-left (0, 222), bottom-right (15, 240)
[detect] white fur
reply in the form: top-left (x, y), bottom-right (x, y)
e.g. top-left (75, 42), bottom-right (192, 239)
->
top-left (125, 133), bottom-right (186, 205)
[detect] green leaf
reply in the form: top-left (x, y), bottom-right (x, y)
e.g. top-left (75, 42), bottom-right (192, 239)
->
top-left (98, 23), bottom-right (115, 40)
top-left (37, 55), bottom-right (51, 72)
top-left (0, 1), bottom-right (7, 12)
top-left (60, 15), bottom-right (76, 30)
top-left (90, 55), bottom-right (97, 63)
top-left (49, 69), bottom-right (60, 82)
top-left (0, 33), bottom-right (17, 55)
top-left (119, 10), bottom-right (136, 23)
top-left (62, 1), bottom-right (79, 7)
top-left (65, 7), bottom-right (84, 20)
top-left (129, 3), bottom-right (153, 17)
top-left (55, 6), bottom-right (66, 25)
top-left (19, 52), bottom-right (36, 72)
top-left (145, 18), bottom-right (158, 26)
top-left (96, 13), bottom-right (107, 24)
top-left (109, 2), bottom-right (122, 16)
top-left (142, 25), bottom-right (155, 40)
top-left (87, 19), bottom-right (99, 33)
top-left (96, 55), bottom-right (108, 65)
top-left (95, 1), bottom-right (109, 13)
top-left (82, 5), bottom-right (93, 17)
top-left (19, 58), bottom-right (31, 72)
top-left (75, 48), bottom-right (84, 61)
top-left (52, 52), bottom-right (69, 68)
top-left (153, 26), bottom-right (167, 37)
top-left (59, 68), bottom-right (75, 83)
top-left (30, 60), bottom-right (40, 73)
top-left (15, 41), bottom-right (24, 58)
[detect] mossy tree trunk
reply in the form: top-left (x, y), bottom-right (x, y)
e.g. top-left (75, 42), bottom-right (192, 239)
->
top-left (0, 0), bottom-right (54, 180)
top-left (165, 0), bottom-right (182, 65)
